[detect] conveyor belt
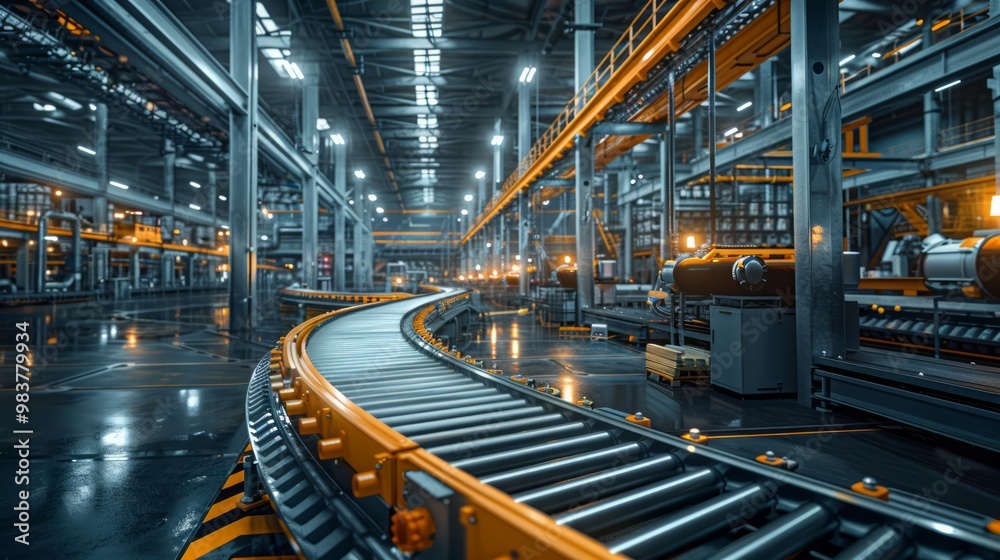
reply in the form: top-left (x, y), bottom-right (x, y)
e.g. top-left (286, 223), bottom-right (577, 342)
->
top-left (249, 287), bottom-right (1000, 559)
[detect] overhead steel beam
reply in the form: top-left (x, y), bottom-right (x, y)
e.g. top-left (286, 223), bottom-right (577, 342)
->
top-left (349, 37), bottom-right (615, 54)
top-left (592, 122), bottom-right (666, 135)
top-left (0, 148), bottom-right (216, 226)
top-left (791, 0), bottom-right (844, 406)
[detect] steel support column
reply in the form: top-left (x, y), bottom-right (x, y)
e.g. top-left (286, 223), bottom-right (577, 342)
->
top-left (493, 118), bottom-right (503, 197)
top-left (518, 54), bottom-right (533, 297)
top-left (162, 137), bottom-right (176, 240)
top-left (755, 59), bottom-right (776, 128)
top-left (574, 0), bottom-right (595, 314)
top-left (707, 29), bottom-right (718, 244)
top-left (992, 65), bottom-right (1000, 199)
top-left (333, 140), bottom-right (347, 292)
top-left (301, 62), bottom-right (319, 289)
top-left (354, 177), bottom-right (366, 290)
top-left (791, 0), bottom-right (844, 406)
top-left (620, 167), bottom-right (633, 281)
top-left (207, 163), bottom-right (218, 219)
top-left (228, 0), bottom-right (258, 334)
top-left (94, 102), bottom-right (109, 234)
top-left (665, 68), bottom-right (677, 258)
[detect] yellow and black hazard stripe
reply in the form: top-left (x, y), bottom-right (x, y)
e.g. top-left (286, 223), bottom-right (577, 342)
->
top-left (179, 442), bottom-right (301, 560)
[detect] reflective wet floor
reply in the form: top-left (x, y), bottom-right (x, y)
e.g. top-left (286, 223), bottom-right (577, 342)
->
top-left (0, 294), bottom-right (284, 559)
top-left (1, 295), bottom-right (998, 559)
top-left (463, 309), bottom-right (1000, 519)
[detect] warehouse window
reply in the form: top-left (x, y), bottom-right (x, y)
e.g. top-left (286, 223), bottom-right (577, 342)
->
top-left (416, 85), bottom-right (438, 106)
top-left (422, 187), bottom-right (435, 203)
top-left (419, 135), bottom-right (438, 149)
top-left (411, 0), bottom-right (443, 38)
top-left (417, 114), bottom-right (438, 129)
top-left (414, 49), bottom-right (441, 76)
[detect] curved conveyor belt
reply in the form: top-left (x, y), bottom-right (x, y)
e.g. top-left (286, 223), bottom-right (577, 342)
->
top-left (247, 287), bottom-right (1000, 559)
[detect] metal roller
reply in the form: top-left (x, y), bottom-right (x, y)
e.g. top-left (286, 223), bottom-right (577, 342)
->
top-left (427, 422), bottom-right (590, 461)
top-left (365, 394), bottom-right (511, 418)
top-left (340, 379), bottom-right (478, 399)
top-left (341, 382), bottom-right (483, 401)
top-left (322, 367), bottom-right (452, 383)
top-left (553, 468), bottom-right (723, 536)
top-left (353, 387), bottom-right (499, 408)
top-left (833, 526), bottom-right (911, 560)
top-left (331, 373), bottom-right (460, 390)
top-left (394, 406), bottom-right (549, 437)
top-left (710, 502), bottom-right (836, 560)
top-left (411, 414), bottom-right (570, 447)
top-left (451, 432), bottom-right (616, 476)
top-left (513, 454), bottom-right (682, 514)
top-left (607, 484), bottom-right (776, 560)
top-left (479, 442), bottom-right (646, 493)
top-left (378, 400), bottom-right (530, 427)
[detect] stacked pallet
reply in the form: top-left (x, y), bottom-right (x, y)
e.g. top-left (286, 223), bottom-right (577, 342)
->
top-left (646, 343), bottom-right (711, 386)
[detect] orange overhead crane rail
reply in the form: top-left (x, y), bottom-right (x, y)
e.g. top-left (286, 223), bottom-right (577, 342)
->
top-left (460, 0), bottom-right (726, 245)
top-left (272, 291), bottom-right (623, 559)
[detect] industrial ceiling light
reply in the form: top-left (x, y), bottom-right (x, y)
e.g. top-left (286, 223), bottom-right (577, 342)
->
top-left (77, 145), bottom-right (96, 155)
top-left (376, 207), bottom-right (384, 214)
top-left (368, 194), bottom-right (377, 201)
top-left (109, 181), bottom-right (129, 190)
top-left (491, 135), bottom-right (505, 146)
top-left (316, 118), bottom-right (330, 131)
top-left (219, 195), bottom-right (227, 201)
top-left (189, 204), bottom-right (201, 211)
top-left (461, 209), bottom-right (468, 215)
top-left (190, 181), bottom-right (201, 188)
top-left (464, 194), bottom-right (474, 202)
top-left (331, 133), bottom-right (346, 145)
top-left (32, 103), bottom-right (56, 111)
top-left (89, 103), bottom-right (97, 111)
top-left (871, 52), bottom-right (882, 59)
top-left (736, 101), bottom-right (753, 112)
top-left (518, 66), bottom-right (537, 83)
top-left (723, 127), bottom-right (739, 137)
top-left (355, 170), bottom-right (366, 179)
top-left (486, 242), bottom-right (492, 248)
top-left (934, 79), bottom-right (961, 92)
top-left (839, 54), bottom-right (856, 66)
top-left (686, 235), bottom-right (697, 249)
top-left (383, 217), bottom-right (389, 222)
top-left (475, 170), bottom-right (486, 179)
top-left (991, 195), bottom-right (1000, 217)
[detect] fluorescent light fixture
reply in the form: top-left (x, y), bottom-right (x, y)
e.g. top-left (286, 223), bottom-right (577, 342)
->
top-left (261, 48), bottom-right (283, 59)
top-left (991, 195), bottom-right (1000, 217)
top-left (316, 118), bottom-right (330, 131)
top-left (871, 52), bottom-right (882, 59)
top-left (260, 235), bottom-right (268, 241)
top-left (219, 195), bottom-right (227, 201)
top-left (376, 207), bottom-right (384, 214)
top-left (190, 181), bottom-right (201, 188)
top-left (736, 101), bottom-right (753, 112)
top-left (368, 194), bottom-right (377, 201)
top-left (475, 170), bottom-right (486, 179)
top-left (461, 208), bottom-right (468, 215)
top-left (189, 153), bottom-right (204, 162)
top-left (723, 127), bottom-right (739, 137)
top-left (896, 38), bottom-right (922, 56)
top-left (637, 174), bottom-right (644, 179)
top-left (348, 199), bottom-right (355, 205)
top-left (518, 66), bottom-right (537, 83)
top-left (33, 103), bottom-right (56, 111)
top-left (89, 103), bottom-right (97, 111)
top-left (491, 135), bottom-right (504, 146)
top-left (221, 225), bottom-right (230, 229)
top-left (189, 204), bottom-right (201, 211)
top-left (331, 133), bottom-right (345, 145)
top-left (109, 181), bottom-right (129, 190)
top-left (289, 62), bottom-right (304, 80)
top-left (464, 194), bottom-right (474, 202)
top-left (630, 179), bottom-right (636, 185)
top-left (355, 170), bottom-right (366, 179)
top-left (383, 217), bottom-right (389, 222)
top-left (839, 54), bottom-right (856, 66)
top-left (542, 200), bottom-right (550, 205)
top-left (934, 79), bottom-right (961, 93)
top-left (77, 145), bottom-right (96, 155)
top-left (45, 236), bottom-right (58, 242)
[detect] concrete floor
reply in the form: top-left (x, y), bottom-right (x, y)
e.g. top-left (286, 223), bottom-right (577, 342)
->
top-left (1, 295), bottom-right (997, 559)
top-left (0, 294), bottom-right (283, 559)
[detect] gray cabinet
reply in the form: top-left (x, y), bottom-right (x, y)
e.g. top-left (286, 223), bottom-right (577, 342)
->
top-left (710, 303), bottom-right (797, 396)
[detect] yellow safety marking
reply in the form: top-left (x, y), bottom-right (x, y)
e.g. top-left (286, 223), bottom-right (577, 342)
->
top-left (181, 515), bottom-right (285, 560)
top-left (203, 493), bottom-right (244, 523)
top-left (224, 470), bottom-right (245, 490)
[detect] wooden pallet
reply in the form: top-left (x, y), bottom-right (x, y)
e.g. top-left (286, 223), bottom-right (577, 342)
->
top-left (646, 344), bottom-right (711, 386)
